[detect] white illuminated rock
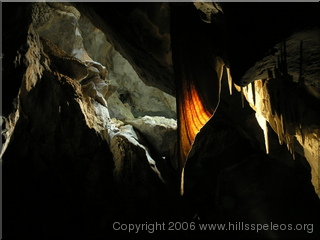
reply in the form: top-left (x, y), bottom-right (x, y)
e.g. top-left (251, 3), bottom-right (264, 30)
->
top-left (125, 116), bottom-right (177, 157)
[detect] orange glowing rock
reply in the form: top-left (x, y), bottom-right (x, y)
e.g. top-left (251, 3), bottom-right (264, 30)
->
top-left (178, 64), bottom-right (227, 195)
top-left (178, 82), bottom-right (213, 163)
top-left (169, 3), bottom-right (229, 195)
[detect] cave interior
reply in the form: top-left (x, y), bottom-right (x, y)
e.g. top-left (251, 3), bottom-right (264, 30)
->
top-left (1, 2), bottom-right (320, 240)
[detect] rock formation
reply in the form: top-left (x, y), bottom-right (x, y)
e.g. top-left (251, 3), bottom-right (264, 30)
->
top-left (2, 2), bottom-right (319, 240)
top-left (237, 28), bottom-right (320, 197)
top-left (170, 3), bottom-right (229, 195)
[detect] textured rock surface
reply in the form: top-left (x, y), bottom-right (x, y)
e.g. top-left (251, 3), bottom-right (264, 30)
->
top-left (109, 124), bottom-right (164, 183)
top-left (220, 2), bottom-right (319, 87)
top-left (240, 78), bottom-right (320, 197)
top-left (2, 3), bottom-right (181, 240)
top-left (35, 2), bottom-right (176, 122)
top-left (239, 28), bottom-right (320, 91)
top-left (183, 67), bottom-right (320, 238)
top-left (125, 116), bottom-right (177, 158)
top-left (3, 16), bottom-right (115, 240)
top-left (74, 2), bottom-right (175, 96)
top-left (237, 29), bottom-right (320, 197)
top-left (78, 15), bottom-right (176, 119)
top-left (33, 2), bottom-right (177, 134)
top-left (107, 54), bottom-right (176, 119)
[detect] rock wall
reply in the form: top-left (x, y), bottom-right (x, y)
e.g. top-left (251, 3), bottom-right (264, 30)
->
top-left (74, 2), bottom-right (175, 96)
top-left (2, 3), bottom-right (180, 239)
top-left (78, 14), bottom-right (176, 120)
top-left (33, 2), bottom-right (176, 121)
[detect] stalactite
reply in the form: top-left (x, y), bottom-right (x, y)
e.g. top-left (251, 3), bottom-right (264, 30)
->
top-left (240, 78), bottom-right (273, 155)
top-left (247, 82), bottom-right (254, 106)
top-left (227, 67), bottom-right (233, 95)
top-left (255, 112), bottom-right (269, 154)
top-left (274, 113), bottom-right (282, 145)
